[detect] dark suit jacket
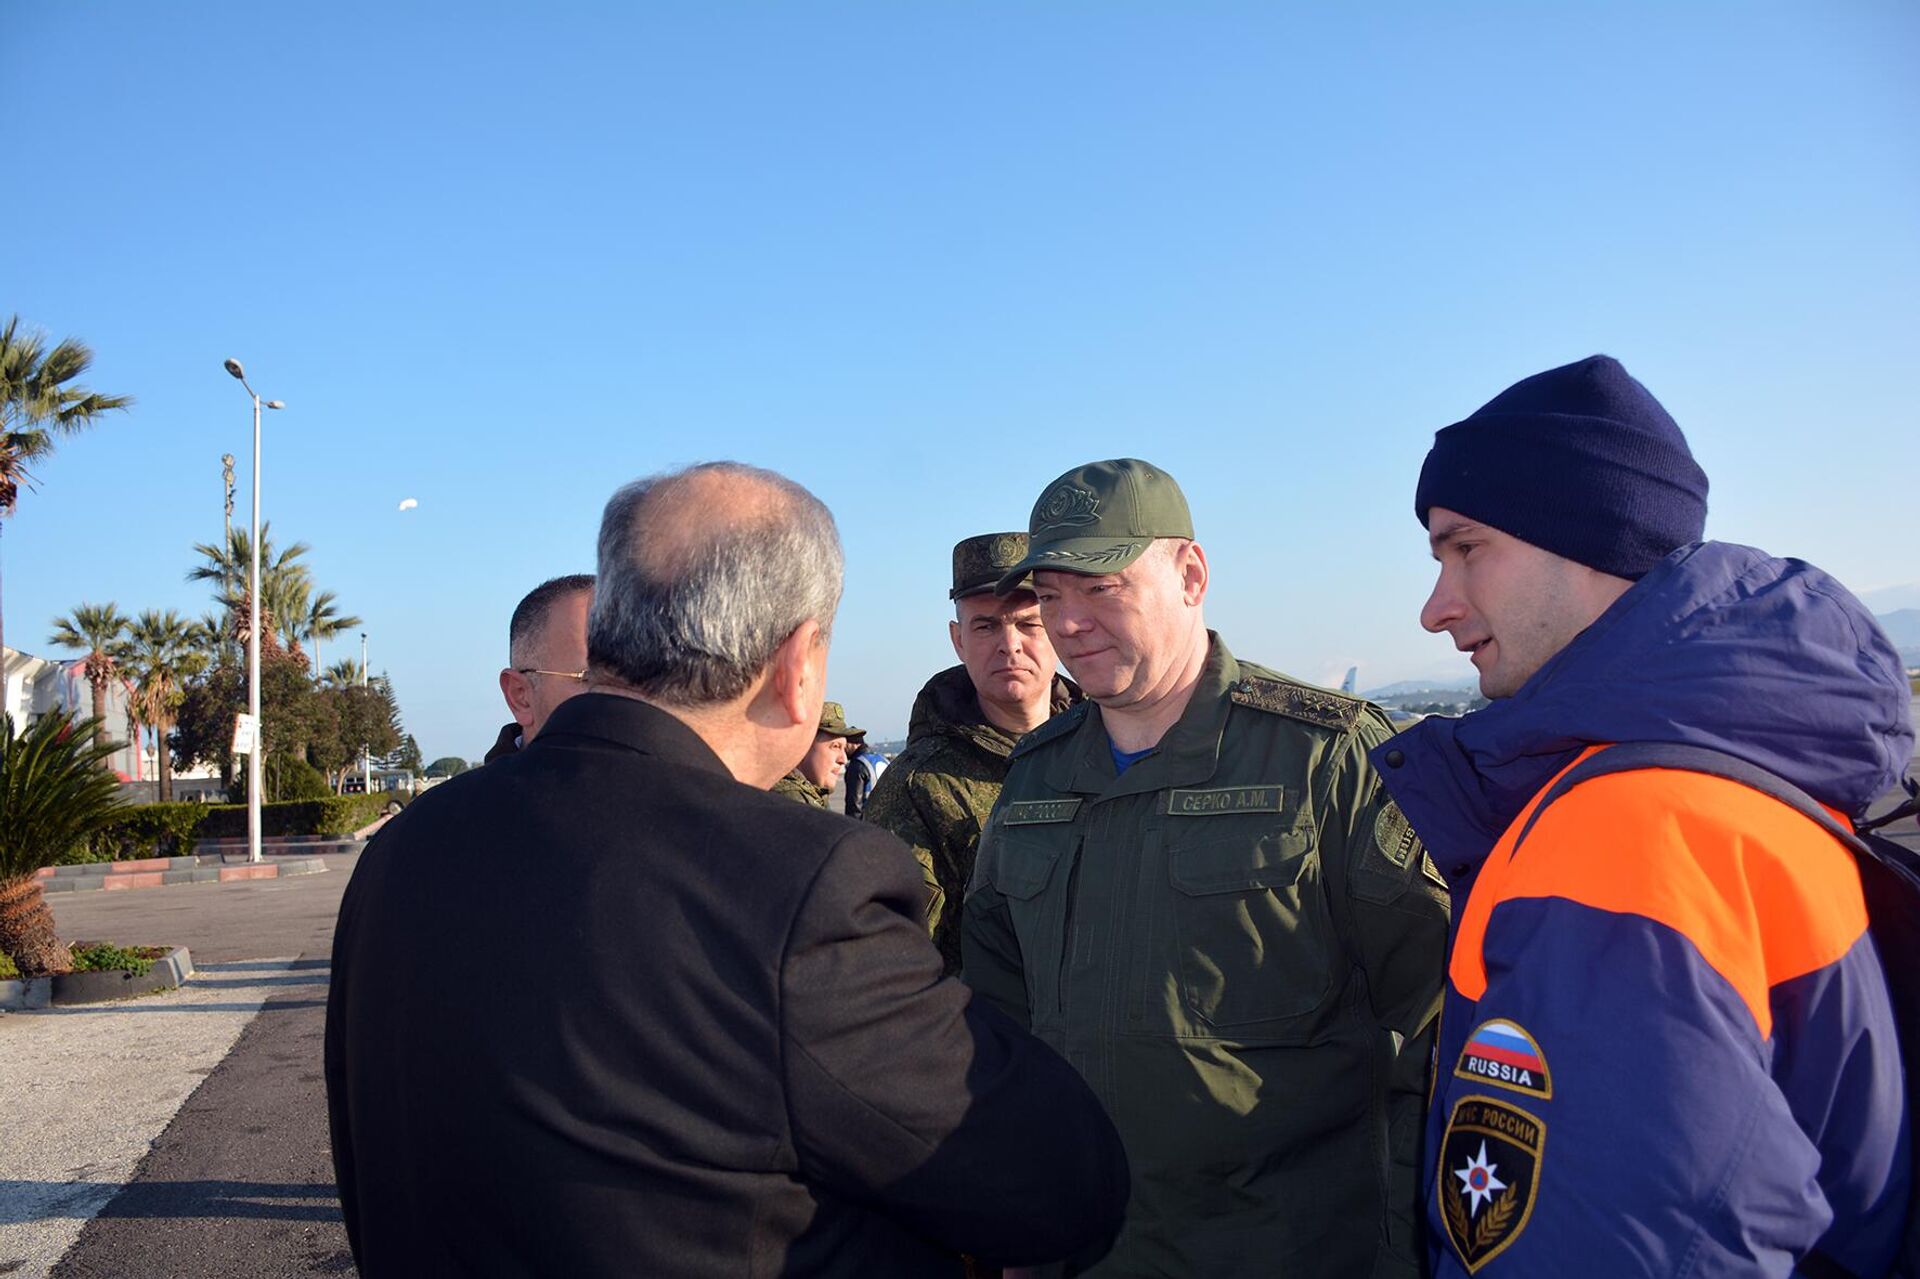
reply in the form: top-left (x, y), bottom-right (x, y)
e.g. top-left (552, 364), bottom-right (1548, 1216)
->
top-left (326, 693), bottom-right (1127, 1277)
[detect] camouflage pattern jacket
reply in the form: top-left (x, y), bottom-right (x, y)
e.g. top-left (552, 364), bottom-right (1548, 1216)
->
top-left (864, 665), bottom-right (1078, 973)
top-left (771, 770), bottom-right (832, 808)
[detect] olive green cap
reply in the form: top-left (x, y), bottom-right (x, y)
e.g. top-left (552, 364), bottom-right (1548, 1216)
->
top-left (818, 700), bottom-right (865, 742)
top-left (951, 532), bottom-right (1033, 600)
top-left (996, 458), bottom-right (1194, 593)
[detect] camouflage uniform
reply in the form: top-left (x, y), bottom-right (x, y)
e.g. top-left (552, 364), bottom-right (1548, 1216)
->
top-left (864, 664), bottom-right (1078, 973)
top-left (771, 700), bottom-right (863, 809)
top-left (770, 770), bottom-right (832, 808)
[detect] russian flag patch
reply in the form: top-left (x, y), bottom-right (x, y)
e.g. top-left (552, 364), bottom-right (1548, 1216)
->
top-left (1453, 1019), bottom-right (1552, 1099)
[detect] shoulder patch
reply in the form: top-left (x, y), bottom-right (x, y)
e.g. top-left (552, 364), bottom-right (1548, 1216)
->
top-left (1011, 701), bottom-right (1089, 758)
top-left (1229, 675), bottom-right (1365, 733)
top-left (1439, 1093), bottom-right (1543, 1272)
top-left (1454, 1019), bottom-right (1552, 1099)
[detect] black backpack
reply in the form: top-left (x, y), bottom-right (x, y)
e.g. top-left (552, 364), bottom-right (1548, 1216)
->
top-left (1518, 742), bottom-right (1920, 1279)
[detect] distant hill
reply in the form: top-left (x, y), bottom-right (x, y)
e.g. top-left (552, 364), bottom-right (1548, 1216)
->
top-left (1363, 676), bottom-right (1477, 699)
top-left (1877, 610), bottom-right (1920, 665)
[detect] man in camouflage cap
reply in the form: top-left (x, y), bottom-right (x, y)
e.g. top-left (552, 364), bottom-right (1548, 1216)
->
top-left (771, 701), bottom-right (863, 808)
top-left (864, 532), bottom-right (1079, 974)
top-left (962, 459), bottom-right (1449, 1277)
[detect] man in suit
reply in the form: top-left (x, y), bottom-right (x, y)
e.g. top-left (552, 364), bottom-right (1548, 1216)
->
top-left (326, 461), bottom-right (1129, 1278)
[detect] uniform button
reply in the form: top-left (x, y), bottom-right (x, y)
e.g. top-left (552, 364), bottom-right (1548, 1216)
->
top-left (1384, 749), bottom-right (1405, 768)
top-left (1450, 864), bottom-right (1470, 879)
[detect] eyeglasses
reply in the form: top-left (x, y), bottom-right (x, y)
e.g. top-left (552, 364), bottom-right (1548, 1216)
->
top-left (513, 668), bottom-right (587, 681)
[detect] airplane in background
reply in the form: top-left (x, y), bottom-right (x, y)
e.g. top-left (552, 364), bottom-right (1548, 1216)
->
top-left (1340, 666), bottom-right (1358, 695)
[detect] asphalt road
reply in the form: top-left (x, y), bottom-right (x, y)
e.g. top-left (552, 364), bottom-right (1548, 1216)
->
top-left (30, 855), bottom-right (362, 1278)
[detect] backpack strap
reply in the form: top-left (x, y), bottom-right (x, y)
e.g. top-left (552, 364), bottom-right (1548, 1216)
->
top-left (1511, 741), bottom-right (1868, 861)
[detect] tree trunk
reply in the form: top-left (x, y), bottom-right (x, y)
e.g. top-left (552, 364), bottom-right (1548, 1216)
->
top-left (0, 875), bottom-right (70, 976)
top-left (90, 672), bottom-right (109, 750)
top-left (158, 715), bottom-right (174, 802)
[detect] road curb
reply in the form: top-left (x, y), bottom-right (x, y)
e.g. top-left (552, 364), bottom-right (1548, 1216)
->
top-left (0, 947), bottom-right (195, 1010)
top-left (36, 857), bottom-right (329, 895)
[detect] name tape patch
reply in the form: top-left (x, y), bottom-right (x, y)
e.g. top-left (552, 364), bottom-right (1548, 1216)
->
top-left (1167, 786), bottom-right (1285, 817)
top-left (1439, 1093), bottom-right (1544, 1272)
top-left (1003, 798), bottom-right (1083, 825)
top-left (1454, 1019), bottom-right (1552, 1099)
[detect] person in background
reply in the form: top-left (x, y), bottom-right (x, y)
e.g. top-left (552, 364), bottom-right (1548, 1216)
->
top-left (843, 740), bottom-right (888, 818)
top-left (486, 573), bottom-right (593, 763)
top-left (772, 701), bottom-right (861, 807)
top-left (865, 532), bottom-right (1076, 973)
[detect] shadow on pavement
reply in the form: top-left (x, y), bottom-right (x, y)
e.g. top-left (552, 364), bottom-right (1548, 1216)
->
top-left (29, 1001), bottom-right (330, 1015)
top-left (0, 1181), bottom-right (341, 1224)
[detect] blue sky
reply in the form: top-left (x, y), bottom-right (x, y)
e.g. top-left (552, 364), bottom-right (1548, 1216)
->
top-left (6, 2), bottom-right (1916, 757)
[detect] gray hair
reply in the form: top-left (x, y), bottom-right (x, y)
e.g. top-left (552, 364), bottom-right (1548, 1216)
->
top-left (588, 462), bottom-right (843, 706)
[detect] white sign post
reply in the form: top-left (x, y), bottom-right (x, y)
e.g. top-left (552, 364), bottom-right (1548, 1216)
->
top-left (231, 712), bottom-right (258, 757)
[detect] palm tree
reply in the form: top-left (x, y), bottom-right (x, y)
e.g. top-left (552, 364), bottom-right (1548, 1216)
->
top-left (48, 602), bottom-right (130, 751)
top-left (321, 657), bottom-right (364, 688)
top-left (122, 610), bottom-right (205, 802)
top-left (288, 589), bottom-right (362, 676)
top-left (0, 711), bottom-right (126, 975)
top-left (0, 316), bottom-right (133, 654)
top-left (188, 522), bottom-right (312, 651)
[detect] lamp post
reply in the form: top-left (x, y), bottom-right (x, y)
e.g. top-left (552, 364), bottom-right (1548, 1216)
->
top-left (361, 631), bottom-right (371, 795)
top-left (224, 358), bottom-right (283, 865)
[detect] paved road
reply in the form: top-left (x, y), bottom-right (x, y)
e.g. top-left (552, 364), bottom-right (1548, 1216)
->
top-left (0, 854), bottom-right (364, 1278)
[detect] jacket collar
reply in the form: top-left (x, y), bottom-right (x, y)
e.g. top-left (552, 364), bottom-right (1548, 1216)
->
top-left (531, 692), bottom-right (734, 779)
top-left (1048, 632), bottom-right (1234, 800)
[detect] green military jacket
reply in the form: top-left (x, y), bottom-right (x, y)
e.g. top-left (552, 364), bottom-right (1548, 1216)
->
top-left (863, 665), bottom-right (1078, 974)
top-left (770, 770), bottom-right (831, 809)
top-left (963, 634), bottom-right (1448, 1278)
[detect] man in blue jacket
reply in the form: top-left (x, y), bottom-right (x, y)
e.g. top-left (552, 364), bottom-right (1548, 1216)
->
top-left (1381, 355), bottom-right (1911, 1276)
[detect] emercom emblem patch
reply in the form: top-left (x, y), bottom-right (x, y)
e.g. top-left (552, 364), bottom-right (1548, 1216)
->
top-left (1453, 1019), bottom-right (1552, 1099)
top-left (1439, 1094), bottom-right (1543, 1272)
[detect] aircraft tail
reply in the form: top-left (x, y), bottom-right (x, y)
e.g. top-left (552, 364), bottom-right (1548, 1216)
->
top-left (1340, 665), bottom-right (1358, 695)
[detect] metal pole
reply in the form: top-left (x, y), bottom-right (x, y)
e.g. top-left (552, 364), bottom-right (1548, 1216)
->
top-left (361, 632), bottom-right (371, 795)
top-left (247, 395), bottom-right (263, 864)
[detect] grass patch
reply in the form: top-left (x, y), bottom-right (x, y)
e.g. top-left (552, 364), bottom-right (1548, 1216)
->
top-left (67, 942), bottom-right (167, 979)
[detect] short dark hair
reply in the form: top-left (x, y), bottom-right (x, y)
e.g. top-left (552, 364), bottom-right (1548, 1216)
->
top-left (508, 574), bottom-right (594, 657)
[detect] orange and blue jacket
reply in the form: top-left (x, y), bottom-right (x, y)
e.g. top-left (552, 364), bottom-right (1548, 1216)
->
top-left (1376, 543), bottom-right (1912, 1277)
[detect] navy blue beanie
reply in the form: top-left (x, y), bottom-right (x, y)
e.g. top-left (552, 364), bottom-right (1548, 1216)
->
top-left (1414, 355), bottom-right (1708, 579)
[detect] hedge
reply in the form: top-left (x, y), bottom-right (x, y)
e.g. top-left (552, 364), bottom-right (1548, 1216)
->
top-left (68, 791), bottom-right (407, 862)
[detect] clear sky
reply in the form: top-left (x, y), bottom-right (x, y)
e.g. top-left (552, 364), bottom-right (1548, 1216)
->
top-left (5, 2), bottom-right (1915, 758)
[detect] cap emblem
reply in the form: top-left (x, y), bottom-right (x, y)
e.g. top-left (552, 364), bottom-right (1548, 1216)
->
top-left (1034, 482), bottom-right (1101, 530)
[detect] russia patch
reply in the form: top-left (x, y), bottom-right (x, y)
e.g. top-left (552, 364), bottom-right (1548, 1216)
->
top-left (1439, 1094), bottom-right (1543, 1272)
top-left (1453, 1019), bottom-right (1552, 1099)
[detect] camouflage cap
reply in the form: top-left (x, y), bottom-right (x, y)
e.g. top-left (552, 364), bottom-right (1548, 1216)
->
top-left (818, 700), bottom-right (865, 742)
top-left (996, 458), bottom-right (1195, 593)
top-left (951, 532), bottom-right (1032, 600)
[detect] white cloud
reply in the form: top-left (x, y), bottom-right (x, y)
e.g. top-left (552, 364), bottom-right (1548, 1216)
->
top-left (397, 498), bottom-right (419, 512)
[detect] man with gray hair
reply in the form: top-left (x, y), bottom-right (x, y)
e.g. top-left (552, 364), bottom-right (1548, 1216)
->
top-left (327, 461), bottom-right (1129, 1278)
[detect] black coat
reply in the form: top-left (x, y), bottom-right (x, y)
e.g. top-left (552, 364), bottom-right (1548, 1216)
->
top-left (325, 693), bottom-right (1127, 1277)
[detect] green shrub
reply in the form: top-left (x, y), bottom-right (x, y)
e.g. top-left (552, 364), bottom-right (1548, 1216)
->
top-left (84, 803), bottom-right (211, 861)
top-left (195, 791), bottom-right (403, 840)
top-left (0, 951), bottom-right (19, 981)
top-left (68, 942), bottom-right (157, 978)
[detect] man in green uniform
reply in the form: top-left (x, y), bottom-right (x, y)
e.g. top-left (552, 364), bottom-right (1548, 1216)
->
top-left (865, 532), bottom-right (1079, 973)
top-left (771, 701), bottom-right (862, 808)
top-left (963, 459), bottom-right (1449, 1278)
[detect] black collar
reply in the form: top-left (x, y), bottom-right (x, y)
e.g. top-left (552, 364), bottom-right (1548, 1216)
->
top-left (531, 693), bottom-right (733, 779)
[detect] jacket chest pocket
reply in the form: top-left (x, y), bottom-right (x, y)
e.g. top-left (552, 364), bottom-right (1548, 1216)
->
top-left (993, 828), bottom-right (1074, 1016)
top-left (1167, 822), bottom-right (1330, 1032)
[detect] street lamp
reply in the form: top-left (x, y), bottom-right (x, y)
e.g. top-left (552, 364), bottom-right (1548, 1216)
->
top-left (224, 358), bottom-right (284, 865)
top-left (361, 631), bottom-right (371, 796)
